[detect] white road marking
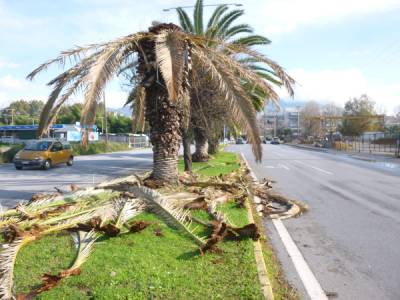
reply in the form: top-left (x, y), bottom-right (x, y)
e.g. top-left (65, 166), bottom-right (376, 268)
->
top-left (278, 163), bottom-right (290, 170)
top-left (272, 219), bottom-right (329, 300)
top-left (295, 160), bottom-right (333, 175)
top-left (241, 152), bottom-right (328, 300)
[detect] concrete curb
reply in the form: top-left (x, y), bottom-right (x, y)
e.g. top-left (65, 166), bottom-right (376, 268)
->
top-left (286, 144), bottom-right (329, 153)
top-left (240, 154), bottom-right (275, 300)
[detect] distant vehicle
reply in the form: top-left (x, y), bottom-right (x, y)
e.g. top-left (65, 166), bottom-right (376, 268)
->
top-left (13, 140), bottom-right (74, 170)
top-left (236, 138), bottom-right (245, 144)
top-left (270, 137), bottom-right (280, 145)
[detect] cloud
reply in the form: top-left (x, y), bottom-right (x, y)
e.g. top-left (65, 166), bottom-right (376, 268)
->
top-left (0, 75), bottom-right (24, 90)
top-left (246, 0), bottom-right (400, 35)
top-left (0, 58), bottom-right (19, 69)
top-left (280, 68), bottom-right (400, 114)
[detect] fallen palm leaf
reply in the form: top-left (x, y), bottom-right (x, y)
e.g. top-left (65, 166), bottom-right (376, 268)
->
top-left (130, 186), bottom-right (206, 247)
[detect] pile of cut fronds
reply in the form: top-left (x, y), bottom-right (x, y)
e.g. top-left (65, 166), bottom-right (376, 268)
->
top-left (0, 169), bottom-right (262, 299)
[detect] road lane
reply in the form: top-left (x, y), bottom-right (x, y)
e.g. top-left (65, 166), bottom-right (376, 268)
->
top-left (0, 149), bottom-right (153, 207)
top-left (229, 144), bottom-right (400, 300)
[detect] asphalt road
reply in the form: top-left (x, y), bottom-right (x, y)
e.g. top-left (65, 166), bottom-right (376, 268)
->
top-left (0, 149), bottom-right (153, 207)
top-left (228, 144), bottom-right (400, 300)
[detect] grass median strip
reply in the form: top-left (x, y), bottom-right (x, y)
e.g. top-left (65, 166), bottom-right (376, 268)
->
top-left (3, 150), bottom-right (297, 299)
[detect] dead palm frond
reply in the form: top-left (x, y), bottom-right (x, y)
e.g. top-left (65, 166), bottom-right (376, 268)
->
top-left (0, 236), bottom-right (36, 300)
top-left (131, 186), bottom-right (206, 246)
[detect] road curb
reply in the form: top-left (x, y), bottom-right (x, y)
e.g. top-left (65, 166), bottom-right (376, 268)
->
top-left (240, 154), bottom-right (274, 300)
top-left (286, 144), bottom-right (329, 153)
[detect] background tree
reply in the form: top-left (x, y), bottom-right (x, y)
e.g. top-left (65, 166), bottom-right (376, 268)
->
top-left (300, 100), bottom-right (322, 137)
top-left (340, 94), bottom-right (379, 136)
top-left (1, 99), bottom-right (44, 125)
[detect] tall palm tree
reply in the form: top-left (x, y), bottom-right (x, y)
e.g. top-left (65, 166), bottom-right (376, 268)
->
top-left (28, 22), bottom-right (293, 183)
top-left (176, 0), bottom-right (276, 161)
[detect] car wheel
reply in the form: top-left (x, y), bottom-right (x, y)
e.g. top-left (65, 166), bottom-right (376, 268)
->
top-left (66, 157), bottom-right (73, 166)
top-left (42, 160), bottom-right (51, 170)
top-left (15, 165), bottom-right (22, 170)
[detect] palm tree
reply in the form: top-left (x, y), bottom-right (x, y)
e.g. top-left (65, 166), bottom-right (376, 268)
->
top-left (176, 0), bottom-right (276, 161)
top-left (28, 22), bottom-right (293, 183)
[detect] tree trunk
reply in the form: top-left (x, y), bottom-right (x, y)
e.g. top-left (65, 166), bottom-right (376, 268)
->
top-left (145, 85), bottom-right (183, 183)
top-left (182, 128), bottom-right (192, 172)
top-left (208, 135), bottom-right (220, 155)
top-left (192, 127), bottom-right (209, 162)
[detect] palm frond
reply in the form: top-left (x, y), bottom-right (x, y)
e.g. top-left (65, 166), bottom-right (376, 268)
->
top-left (231, 34), bottom-right (271, 46)
top-left (0, 236), bottom-right (36, 299)
top-left (129, 86), bottom-right (146, 132)
top-left (191, 47), bottom-right (262, 161)
top-left (68, 230), bottom-right (99, 272)
top-left (131, 186), bottom-right (206, 246)
top-left (213, 9), bottom-right (244, 38)
top-left (193, 0), bottom-right (204, 34)
top-left (155, 30), bottom-right (186, 102)
top-left (112, 198), bottom-right (145, 229)
top-left (206, 4), bottom-right (228, 31)
top-left (176, 8), bottom-right (194, 33)
top-left (224, 43), bottom-right (295, 96)
top-left (224, 24), bottom-right (253, 39)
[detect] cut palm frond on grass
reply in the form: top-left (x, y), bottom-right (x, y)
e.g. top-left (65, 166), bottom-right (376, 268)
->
top-left (130, 186), bottom-right (206, 247)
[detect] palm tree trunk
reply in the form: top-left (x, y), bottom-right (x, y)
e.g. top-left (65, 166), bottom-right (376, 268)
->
top-left (145, 84), bottom-right (182, 182)
top-left (208, 135), bottom-right (220, 155)
top-left (192, 127), bottom-right (209, 162)
top-left (182, 128), bottom-right (192, 172)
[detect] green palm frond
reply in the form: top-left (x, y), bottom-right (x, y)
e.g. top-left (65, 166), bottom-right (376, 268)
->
top-left (131, 186), bottom-right (206, 246)
top-left (206, 4), bottom-right (228, 31)
top-left (223, 24), bottom-right (253, 39)
top-left (193, 0), bottom-right (204, 34)
top-left (231, 34), bottom-right (271, 46)
top-left (155, 30), bottom-right (187, 102)
top-left (212, 9), bottom-right (244, 38)
top-left (176, 8), bottom-right (194, 32)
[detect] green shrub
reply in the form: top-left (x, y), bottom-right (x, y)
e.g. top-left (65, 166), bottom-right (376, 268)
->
top-left (71, 141), bottom-right (130, 155)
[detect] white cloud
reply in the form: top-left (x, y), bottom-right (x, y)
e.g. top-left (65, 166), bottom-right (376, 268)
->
top-left (0, 58), bottom-right (19, 69)
top-left (245, 0), bottom-right (400, 35)
top-left (0, 75), bottom-right (24, 90)
top-left (280, 68), bottom-right (400, 114)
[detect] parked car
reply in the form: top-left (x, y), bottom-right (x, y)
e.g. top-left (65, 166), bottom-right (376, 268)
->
top-left (270, 137), bottom-right (281, 145)
top-left (13, 140), bottom-right (74, 170)
top-left (236, 138), bottom-right (245, 144)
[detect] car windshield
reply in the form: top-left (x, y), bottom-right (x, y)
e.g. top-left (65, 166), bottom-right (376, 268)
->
top-left (24, 141), bottom-right (52, 151)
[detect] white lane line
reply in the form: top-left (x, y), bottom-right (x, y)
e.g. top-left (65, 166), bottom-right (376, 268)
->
top-left (272, 219), bottom-right (329, 300)
top-left (295, 160), bottom-right (333, 175)
top-left (241, 152), bottom-right (328, 300)
top-left (278, 163), bottom-right (290, 170)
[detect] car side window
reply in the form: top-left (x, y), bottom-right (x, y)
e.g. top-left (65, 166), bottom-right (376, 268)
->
top-left (63, 143), bottom-right (71, 150)
top-left (51, 142), bottom-right (63, 152)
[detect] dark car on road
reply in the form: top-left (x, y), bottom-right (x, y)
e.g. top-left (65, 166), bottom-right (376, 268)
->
top-left (270, 137), bottom-right (281, 145)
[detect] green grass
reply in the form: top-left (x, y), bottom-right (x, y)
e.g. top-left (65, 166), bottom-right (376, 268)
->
top-left (178, 151), bottom-right (241, 176)
top-left (14, 206), bottom-right (263, 299)
top-left (71, 141), bottom-right (130, 156)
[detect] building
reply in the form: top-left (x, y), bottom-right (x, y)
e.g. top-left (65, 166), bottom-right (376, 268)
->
top-left (0, 124), bottom-right (98, 143)
top-left (260, 106), bottom-right (301, 137)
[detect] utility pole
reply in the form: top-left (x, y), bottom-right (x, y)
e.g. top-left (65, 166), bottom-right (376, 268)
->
top-left (103, 92), bottom-right (108, 144)
top-left (274, 114), bottom-right (277, 137)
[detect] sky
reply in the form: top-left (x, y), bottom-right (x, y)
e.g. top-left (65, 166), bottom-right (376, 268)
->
top-left (0, 0), bottom-right (399, 114)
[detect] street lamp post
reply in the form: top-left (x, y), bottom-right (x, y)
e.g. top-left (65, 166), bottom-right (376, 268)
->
top-left (162, 3), bottom-right (243, 11)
